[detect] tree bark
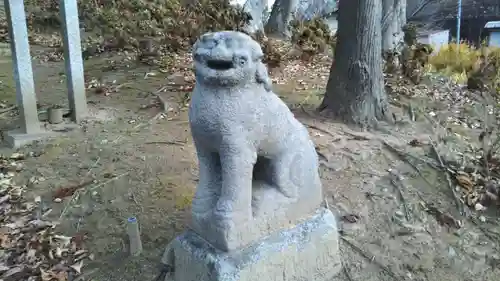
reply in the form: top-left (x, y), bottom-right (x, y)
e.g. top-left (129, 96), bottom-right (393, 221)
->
top-left (242, 0), bottom-right (268, 33)
top-left (319, 0), bottom-right (389, 128)
top-left (382, 0), bottom-right (406, 52)
top-left (264, 0), bottom-right (298, 38)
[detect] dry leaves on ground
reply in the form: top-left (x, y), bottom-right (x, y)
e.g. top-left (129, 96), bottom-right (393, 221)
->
top-left (386, 71), bottom-right (500, 210)
top-left (441, 135), bottom-right (500, 210)
top-left (451, 167), bottom-right (500, 210)
top-left (0, 153), bottom-right (93, 281)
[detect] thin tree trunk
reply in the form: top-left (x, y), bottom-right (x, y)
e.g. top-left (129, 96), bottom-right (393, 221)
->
top-left (319, 0), bottom-right (389, 128)
top-left (382, 0), bottom-right (396, 51)
top-left (382, 0), bottom-right (406, 52)
top-left (264, 0), bottom-right (298, 38)
top-left (242, 0), bottom-right (268, 33)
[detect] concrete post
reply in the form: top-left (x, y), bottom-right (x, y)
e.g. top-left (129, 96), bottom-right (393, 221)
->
top-left (3, 0), bottom-right (40, 134)
top-left (60, 0), bottom-right (87, 122)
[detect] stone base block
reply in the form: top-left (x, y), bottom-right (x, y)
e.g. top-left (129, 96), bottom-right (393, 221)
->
top-left (4, 129), bottom-right (58, 148)
top-left (161, 208), bottom-right (341, 281)
top-left (4, 123), bottom-right (79, 148)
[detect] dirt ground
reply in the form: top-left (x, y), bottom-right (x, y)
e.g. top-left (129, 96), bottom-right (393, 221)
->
top-left (1, 46), bottom-right (500, 281)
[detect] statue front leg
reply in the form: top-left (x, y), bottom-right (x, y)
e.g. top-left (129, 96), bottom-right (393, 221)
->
top-left (191, 147), bottom-right (221, 216)
top-left (215, 142), bottom-right (255, 222)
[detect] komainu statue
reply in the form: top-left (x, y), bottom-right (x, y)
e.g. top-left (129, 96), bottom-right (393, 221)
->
top-left (188, 30), bottom-right (323, 251)
top-left (160, 31), bottom-right (340, 281)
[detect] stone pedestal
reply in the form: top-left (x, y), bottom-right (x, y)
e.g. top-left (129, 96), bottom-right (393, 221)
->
top-left (191, 181), bottom-right (324, 252)
top-left (161, 208), bottom-right (341, 281)
top-left (4, 129), bottom-right (56, 148)
top-left (4, 122), bottom-right (79, 148)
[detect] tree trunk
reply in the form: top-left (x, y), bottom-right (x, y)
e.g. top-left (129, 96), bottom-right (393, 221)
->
top-left (295, 0), bottom-right (338, 21)
top-left (382, 0), bottom-right (406, 52)
top-left (319, 0), bottom-right (389, 128)
top-left (264, 0), bottom-right (298, 38)
top-left (242, 0), bottom-right (268, 33)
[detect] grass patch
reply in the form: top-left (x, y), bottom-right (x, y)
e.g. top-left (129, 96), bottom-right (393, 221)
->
top-left (428, 42), bottom-right (500, 90)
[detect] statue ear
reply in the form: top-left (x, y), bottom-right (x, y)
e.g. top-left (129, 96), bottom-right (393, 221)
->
top-left (255, 61), bottom-right (272, 92)
top-left (192, 32), bottom-right (212, 54)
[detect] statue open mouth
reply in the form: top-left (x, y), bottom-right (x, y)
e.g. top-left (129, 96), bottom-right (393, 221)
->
top-left (206, 59), bottom-right (234, 70)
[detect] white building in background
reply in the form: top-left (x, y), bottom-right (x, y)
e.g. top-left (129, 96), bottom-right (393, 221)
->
top-left (484, 21), bottom-right (500, 47)
top-left (417, 29), bottom-right (450, 53)
top-left (230, 0), bottom-right (275, 11)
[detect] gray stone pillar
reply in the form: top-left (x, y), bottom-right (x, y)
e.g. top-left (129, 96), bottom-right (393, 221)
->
top-left (60, 0), bottom-right (87, 122)
top-left (4, 0), bottom-right (40, 134)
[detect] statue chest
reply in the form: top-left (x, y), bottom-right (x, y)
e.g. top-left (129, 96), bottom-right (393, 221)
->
top-left (189, 97), bottom-right (246, 148)
top-left (189, 89), bottom-right (257, 125)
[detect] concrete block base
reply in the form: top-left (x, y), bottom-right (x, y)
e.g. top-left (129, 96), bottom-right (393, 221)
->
top-left (4, 129), bottom-right (58, 148)
top-left (4, 123), bottom-right (79, 148)
top-left (161, 208), bottom-right (341, 281)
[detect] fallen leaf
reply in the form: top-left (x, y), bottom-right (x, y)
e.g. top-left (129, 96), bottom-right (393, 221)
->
top-left (40, 268), bottom-right (68, 281)
top-left (54, 247), bottom-right (64, 258)
top-left (29, 219), bottom-right (57, 230)
top-left (408, 139), bottom-right (425, 147)
top-left (1, 266), bottom-right (24, 279)
top-left (52, 180), bottom-right (92, 199)
top-left (9, 153), bottom-right (25, 160)
top-left (53, 271), bottom-right (68, 281)
top-left (70, 260), bottom-right (84, 274)
top-left (54, 235), bottom-right (73, 247)
top-left (466, 191), bottom-right (480, 206)
top-left (26, 249), bottom-right (37, 260)
top-left (474, 203), bottom-right (485, 211)
top-left (71, 233), bottom-right (87, 249)
top-left (341, 214), bottom-right (360, 223)
top-left (456, 174), bottom-right (474, 192)
top-left (0, 232), bottom-right (11, 248)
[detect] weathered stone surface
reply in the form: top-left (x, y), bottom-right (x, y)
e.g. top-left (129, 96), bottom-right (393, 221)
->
top-left (4, 129), bottom-right (56, 148)
top-left (4, 0), bottom-right (40, 134)
top-left (162, 208), bottom-right (341, 281)
top-left (4, 123), bottom-right (80, 148)
top-left (60, 0), bottom-right (88, 122)
top-left (3, 0), bottom-right (87, 148)
top-left (188, 31), bottom-right (323, 251)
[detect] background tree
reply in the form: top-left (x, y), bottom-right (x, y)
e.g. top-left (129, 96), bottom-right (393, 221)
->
top-left (318, 0), bottom-right (389, 128)
top-left (406, 0), bottom-right (433, 20)
top-left (242, 0), bottom-right (268, 33)
top-left (382, 0), bottom-right (407, 52)
top-left (265, 0), bottom-right (298, 38)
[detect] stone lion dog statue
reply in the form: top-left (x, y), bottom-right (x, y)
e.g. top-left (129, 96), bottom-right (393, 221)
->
top-left (188, 30), bottom-right (323, 251)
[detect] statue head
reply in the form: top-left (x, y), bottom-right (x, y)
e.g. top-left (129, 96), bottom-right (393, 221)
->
top-left (192, 31), bottom-right (271, 91)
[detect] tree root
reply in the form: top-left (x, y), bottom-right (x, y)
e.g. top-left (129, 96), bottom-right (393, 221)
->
top-left (340, 235), bottom-right (401, 280)
top-left (428, 136), bottom-right (467, 216)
